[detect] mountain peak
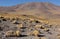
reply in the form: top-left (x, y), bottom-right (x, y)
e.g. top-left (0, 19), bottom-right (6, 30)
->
top-left (11, 2), bottom-right (56, 10)
top-left (0, 2), bottom-right (60, 13)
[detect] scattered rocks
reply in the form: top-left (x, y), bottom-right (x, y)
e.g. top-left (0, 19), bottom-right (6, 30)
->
top-left (0, 14), bottom-right (60, 39)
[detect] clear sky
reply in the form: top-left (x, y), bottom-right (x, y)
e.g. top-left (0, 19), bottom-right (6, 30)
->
top-left (0, 0), bottom-right (60, 6)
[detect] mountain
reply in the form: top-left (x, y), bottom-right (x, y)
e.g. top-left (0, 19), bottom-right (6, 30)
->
top-left (0, 2), bottom-right (60, 24)
top-left (0, 2), bottom-right (60, 16)
top-left (1, 2), bottom-right (60, 39)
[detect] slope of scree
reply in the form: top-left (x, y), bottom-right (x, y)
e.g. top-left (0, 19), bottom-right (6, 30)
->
top-left (0, 13), bottom-right (60, 39)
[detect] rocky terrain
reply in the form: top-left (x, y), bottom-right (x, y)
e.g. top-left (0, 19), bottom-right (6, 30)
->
top-left (0, 13), bottom-right (60, 39)
top-left (0, 2), bottom-right (60, 39)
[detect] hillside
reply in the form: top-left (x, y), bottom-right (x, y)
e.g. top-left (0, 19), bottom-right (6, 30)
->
top-left (0, 2), bottom-right (60, 24)
top-left (0, 13), bottom-right (60, 39)
top-left (0, 2), bottom-right (60, 39)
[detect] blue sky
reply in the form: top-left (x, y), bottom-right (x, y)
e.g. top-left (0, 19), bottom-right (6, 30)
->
top-left (0, 0), bottom-right (60, 6)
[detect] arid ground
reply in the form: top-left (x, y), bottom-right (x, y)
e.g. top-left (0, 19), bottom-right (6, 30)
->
top-left (0, 2), bottom-right (60, 39)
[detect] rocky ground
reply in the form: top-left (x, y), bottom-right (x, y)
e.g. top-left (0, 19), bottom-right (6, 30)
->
top-left (0, 14), bottom-right (60, 39)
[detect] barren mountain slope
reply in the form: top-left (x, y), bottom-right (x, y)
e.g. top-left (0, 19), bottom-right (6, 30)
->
top-left (0, 2), bottom-right (60, 39)
top-left (0, 2), bottom-right (60, 24)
